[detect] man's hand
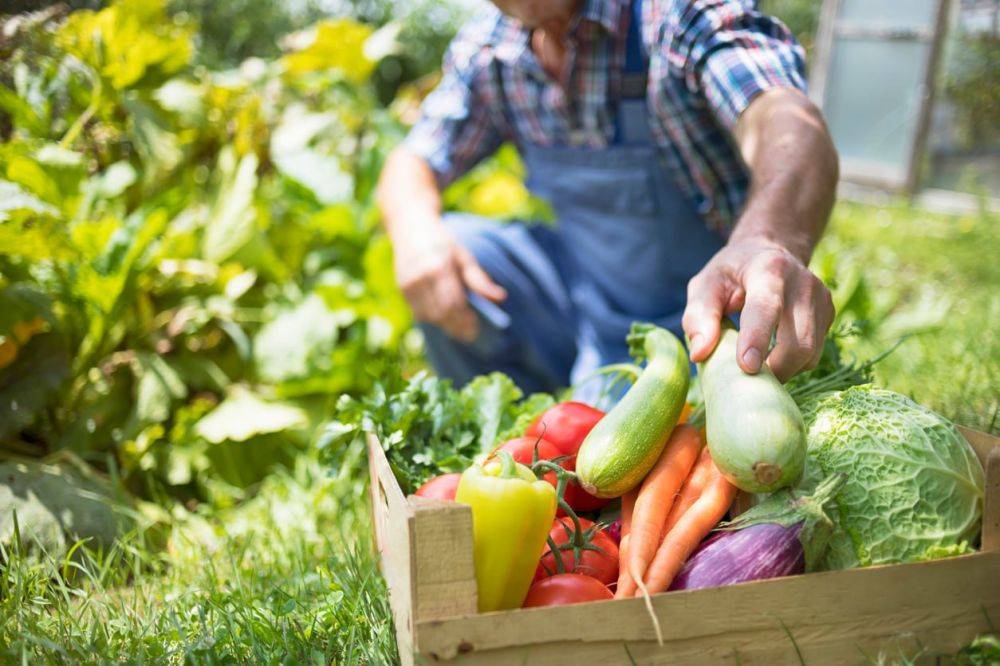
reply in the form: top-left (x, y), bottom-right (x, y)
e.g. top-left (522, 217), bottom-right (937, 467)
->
top-left (684, 88), bottom-right (839, 382)
top-left (683, 238), bottom-right (834, 382)
top-left (392, 220), bottom-right (506, 343)
top-left (377, 147), bottom-right (507, 343)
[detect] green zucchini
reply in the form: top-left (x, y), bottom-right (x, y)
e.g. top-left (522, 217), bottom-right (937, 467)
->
top-left (576, 323), bottom-right (690, 498)
top-left (698, 324), bottom-right (805, 493)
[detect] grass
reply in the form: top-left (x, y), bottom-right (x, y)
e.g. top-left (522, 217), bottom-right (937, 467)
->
top-left (0, 457), bottom-right (398, 665)
top-left (0, 199), bottom-right (996, 665)
top-left (816, 200), bottom-right (999, 434)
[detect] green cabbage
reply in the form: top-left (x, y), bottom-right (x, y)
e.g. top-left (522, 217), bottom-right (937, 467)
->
top-left (800, 386), bottom-right (985, 570)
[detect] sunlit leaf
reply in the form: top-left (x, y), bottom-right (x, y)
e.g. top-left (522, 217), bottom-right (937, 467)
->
top-left (195, 388), bottom-right (307, 444)
top-left (202, 149), bottom-right (259, 263)
top-left (269, 105), bottom-right (353, 205)
top-left (282, 19), bottom-right (375, 83)
top-left (0, 180), bottom-right (58, 221)
top-left (56, 0), bottom-right (192, 91)
top-left (253, 293), bottom-right (354, 386)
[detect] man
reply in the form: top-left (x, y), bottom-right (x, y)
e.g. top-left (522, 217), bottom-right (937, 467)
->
top-left (377, 0), bottom-right (838, 394)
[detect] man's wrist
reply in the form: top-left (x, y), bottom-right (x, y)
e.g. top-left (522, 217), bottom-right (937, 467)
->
top-left (385, 209), bottom-right (443, 245)
top-left (727, 220), bottom-right (814, 264)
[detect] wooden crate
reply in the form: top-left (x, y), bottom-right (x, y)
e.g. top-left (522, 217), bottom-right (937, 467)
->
top-left (368, 428), bottom-right (1000, 665)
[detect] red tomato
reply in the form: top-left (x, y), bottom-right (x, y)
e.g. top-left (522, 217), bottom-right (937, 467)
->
top-left (497, 436), bottom-right (562, 486)
top-left (525, 402), bottom-right (605, 456)
top-left (498, 436), bottom-right (609, 513)
top-left (413, 473), bottom-right (462, 501)
top-left (559, 455), bottom-right (611, 513)
top-left (523, 574), bottom-right (612, 608)
top-left (534, 517), bottom-right (619, 585)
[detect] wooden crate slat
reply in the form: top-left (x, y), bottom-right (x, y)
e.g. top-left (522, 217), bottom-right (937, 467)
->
top-left (414, 552), bottom-right (1000, 661)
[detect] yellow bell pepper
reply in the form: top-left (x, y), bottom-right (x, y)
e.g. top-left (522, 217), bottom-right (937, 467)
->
top-left (455, 451), bottom-right (557, 612)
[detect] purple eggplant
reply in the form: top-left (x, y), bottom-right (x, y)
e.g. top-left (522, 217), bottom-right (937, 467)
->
top-left (669, 474), bottom-right (846, 592)
top-left (669, 523), bottom-right (804, 590)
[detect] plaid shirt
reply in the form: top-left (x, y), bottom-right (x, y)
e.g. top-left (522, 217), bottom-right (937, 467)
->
top-left (404, 0), bottom-right (807, 231)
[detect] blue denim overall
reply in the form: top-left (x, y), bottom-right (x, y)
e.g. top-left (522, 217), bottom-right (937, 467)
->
top-left (422, 1), bottom-right (724, 396)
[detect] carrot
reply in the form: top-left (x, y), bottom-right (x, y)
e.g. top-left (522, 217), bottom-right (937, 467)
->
top-left (638, 459), bottom-right (738, 595)
top-left (659, 445), bottom-right (716, 538)
top-left (617, 425), bottom-right (701, 600)
top-left (614, 489), bottom-right (637, 597)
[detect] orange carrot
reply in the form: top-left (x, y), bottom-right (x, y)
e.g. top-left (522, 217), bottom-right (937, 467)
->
top-left (639, 460), bottom-right (737, 595)
top-left (617, 425), bottom-right (702, 599)
top-left (659, 445), bottom-right (715, 538)
top-left (614, 489), bottom-right (638, 597)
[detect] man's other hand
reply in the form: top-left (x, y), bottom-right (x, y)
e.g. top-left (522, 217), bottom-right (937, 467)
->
top-left (393, 221), bottom-right (507, 343)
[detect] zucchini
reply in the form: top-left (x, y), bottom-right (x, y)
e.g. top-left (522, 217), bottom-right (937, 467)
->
top-left (576, 323), bottom-right (690, 498)
top-left (698, 324), bottom-right (805, 493)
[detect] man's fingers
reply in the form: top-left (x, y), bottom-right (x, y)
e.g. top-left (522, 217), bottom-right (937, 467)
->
top-left (456, 246), bottom-right (507, 303)
top-left (683, 271), bottom-right (728, 361)
top-left (736, 270), bottom-right (785, 374)
top-left (432, 269), bottom-right (479, 342)
top-left (766, 306), bottom-right (814, 382)
top-left (766, 275), bottom-right (835, 381)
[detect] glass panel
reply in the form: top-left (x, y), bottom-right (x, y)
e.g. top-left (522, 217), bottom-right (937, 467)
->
top-left (823, 37), bottom-right (930, 181)
top-left (839, 0), bottom-right (938, 31)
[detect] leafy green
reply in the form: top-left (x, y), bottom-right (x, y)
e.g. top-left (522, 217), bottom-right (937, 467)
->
top-left (0, 3), bottom-right (417, 499)
top-left (800, 386), bottom-right (985, 569)
top-left (319, 371), bottom-right (552, 494)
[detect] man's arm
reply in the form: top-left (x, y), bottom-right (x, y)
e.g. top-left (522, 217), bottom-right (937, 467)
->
top-left (377, 148), bottom-right (505, 343)
top-left (377, 12), bottom-right (507, 343)
top-left (683, 88), bottom-right (839, 381)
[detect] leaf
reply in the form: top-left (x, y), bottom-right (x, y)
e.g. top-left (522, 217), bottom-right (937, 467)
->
top-left (253, 294), bottom-right (353, 385)
top-left (282, 19), bottom-right (375, 83)
top-left (195, 388), bottom-right (307, 444)
top-left (0, 283), bottom-right (55, 334)
top-left (134, 352), bottom-right (188, 424)
top-left (0, 179), bottom-right (59, 221)
top-left (0, 454), bottom-right (134, 558)
top-left (0, 334), bottom-right (70, 440)
top-left (124, 96), bottom-right (183, 182)
top-left (269, 105), bottom-right (353, 205)
top-left (203, 149), bottom-right (259, 263)
top-left (461, 373), bottom-right (523, 452)
top-left (56, 0), bottom-right (192, 91)
top-left (93, 161), bottom-right (138, 198)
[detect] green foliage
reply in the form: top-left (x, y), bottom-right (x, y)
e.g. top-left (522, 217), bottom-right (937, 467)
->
top-left (320, 370), bottom-right (553, 494)
top-left (815, 201), bottom-right (999, 434)
top-left (0, 1), bottom-right (415, 500)
top-left (758, 0), bottom-right (819, 55)
top-left (943, 31), bottom-right (1000, 147)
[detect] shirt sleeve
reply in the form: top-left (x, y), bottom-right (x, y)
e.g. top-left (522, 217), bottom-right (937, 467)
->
top-left (402, 14), bottom-right (505, 188)
top-left (665, 0), bottom-right (808, 130)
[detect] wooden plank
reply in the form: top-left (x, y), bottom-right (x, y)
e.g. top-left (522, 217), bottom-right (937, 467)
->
top-left (958, 425), bottom-right (999, 467)
top-left (415, 552), bottom-right (1000, 661)
top-left (983, 449), bottom-right (1000, 552)
top-left (410, 497), bottom-right (478, 621)
top-left (417, 605), bottom-right (992, 666)
top-left (367, 434), bottom-right (418, 666)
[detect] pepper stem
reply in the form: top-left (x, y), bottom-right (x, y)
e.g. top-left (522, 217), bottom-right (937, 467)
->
top-left (495, 450), bottom-right (517, 478)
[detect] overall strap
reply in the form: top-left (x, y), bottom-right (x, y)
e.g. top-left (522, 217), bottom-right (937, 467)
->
top-left (621, 0), bottom-right (648, 100)
top-left (491, 59), bottom-right (516, 142)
